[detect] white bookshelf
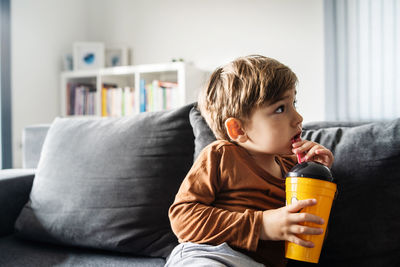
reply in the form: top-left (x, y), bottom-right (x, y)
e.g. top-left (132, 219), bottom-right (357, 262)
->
top-left (60, 62), bottom-right (207, 117)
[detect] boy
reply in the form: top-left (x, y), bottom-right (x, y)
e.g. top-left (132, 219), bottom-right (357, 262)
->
top-left (166, 55), bottom-right (334, 267)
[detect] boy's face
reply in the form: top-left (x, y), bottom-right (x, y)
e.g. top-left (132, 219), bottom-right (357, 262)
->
top-left (241, 89), bottom-right (303, 156)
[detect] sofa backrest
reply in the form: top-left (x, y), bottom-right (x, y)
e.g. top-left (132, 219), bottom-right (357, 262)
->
top-left (15, 103), bottom-right (196, 258)
top-left (22, 124), bottom-right (50, 168)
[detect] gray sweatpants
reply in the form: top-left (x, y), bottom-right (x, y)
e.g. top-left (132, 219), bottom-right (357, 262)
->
top-left (165, 242), bottom-right (265, 267)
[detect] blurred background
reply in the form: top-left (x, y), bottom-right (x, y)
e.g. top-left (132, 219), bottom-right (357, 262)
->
top-left (1, 0), bottom-right (399, 168)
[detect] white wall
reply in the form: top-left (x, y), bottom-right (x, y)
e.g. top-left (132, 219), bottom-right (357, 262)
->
top-left (85, 0), bottom-right (325, 123)
top-left (11, 0), bottom-right (89, 167)
top-left (11, 0), bottom-right (324, 167)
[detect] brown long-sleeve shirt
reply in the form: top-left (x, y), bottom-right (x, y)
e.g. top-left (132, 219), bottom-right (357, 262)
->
top-left (169, 140), bottom-right (297, 267)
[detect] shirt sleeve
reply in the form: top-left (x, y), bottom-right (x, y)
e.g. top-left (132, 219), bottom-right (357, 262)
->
top-left (168, 144), bottom-right (263, 252)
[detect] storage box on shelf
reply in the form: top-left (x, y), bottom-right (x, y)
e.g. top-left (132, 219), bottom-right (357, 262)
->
top-left (60, 62), bottom-right (207, 117)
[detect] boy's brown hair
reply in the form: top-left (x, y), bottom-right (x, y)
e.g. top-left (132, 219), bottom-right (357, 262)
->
top-left (198, 55), bottom-right (298, 140)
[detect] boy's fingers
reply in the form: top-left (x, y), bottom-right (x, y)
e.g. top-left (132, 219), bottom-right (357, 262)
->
top-left (317, 149), bottom-right (334, 161)
top-left (289, 212), bottom-right (324, 225)
top-left (292, 140), bottom-right (307, 148)
top-left (288, 235), bottom-right (314, 248)
top-left (292, 141), bottom-right (312, 153)
top-left (315, 149), bottom-right (334, 167)
top-left (286, 199), bottom-right (317, 213)
top-left (315, 149), bottom-right (329, 155)
top-left (305, 145), bottom-right (319, 160)
top-left (289, 224), bottom-right (324, 236)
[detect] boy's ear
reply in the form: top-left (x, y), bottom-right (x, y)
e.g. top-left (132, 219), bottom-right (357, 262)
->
top-left (225, 118), bottom-right (248, 143)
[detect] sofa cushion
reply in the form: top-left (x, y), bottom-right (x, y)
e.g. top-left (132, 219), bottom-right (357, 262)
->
top-left (189, 105), bottom-right (216, 160)
top-left (15, 104), bottom-right (195, 258)
top-left (0, 234), bottom-right (165, 267)
top-left (302, 119), bottom-right (400, 264)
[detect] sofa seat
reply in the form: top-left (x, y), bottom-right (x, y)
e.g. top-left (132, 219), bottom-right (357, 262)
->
top-left (0, 234), bottom-right (165, 267)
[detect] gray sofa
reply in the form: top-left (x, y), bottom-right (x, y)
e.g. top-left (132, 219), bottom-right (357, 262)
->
top-left (0, 103), bottom-right (399, 267)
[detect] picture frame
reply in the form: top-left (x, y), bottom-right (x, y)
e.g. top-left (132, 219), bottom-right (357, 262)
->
top-left (105, 45), bottom-right (129, 67)
top-left (73, 42), bottom-right (105, 70)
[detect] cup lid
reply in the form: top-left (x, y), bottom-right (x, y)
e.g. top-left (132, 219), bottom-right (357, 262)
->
top-left (286, 161), bottom-right (334, 182)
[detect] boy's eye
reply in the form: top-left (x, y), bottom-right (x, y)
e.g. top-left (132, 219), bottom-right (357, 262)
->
top-left (275, 105), bottom-right (285, 113)
top-left (293, 100), bottom-right (297, 108)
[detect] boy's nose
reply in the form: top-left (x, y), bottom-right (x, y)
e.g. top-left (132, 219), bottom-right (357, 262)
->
top-left (293, 110), bottom-right (303, 127)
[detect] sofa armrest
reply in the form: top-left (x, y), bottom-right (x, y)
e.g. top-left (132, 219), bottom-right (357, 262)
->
top-left (0, 169), bottom-right (35, 237)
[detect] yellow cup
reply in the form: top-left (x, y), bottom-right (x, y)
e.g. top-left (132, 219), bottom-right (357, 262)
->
top-left (285, 166), bottom-right (337, 263)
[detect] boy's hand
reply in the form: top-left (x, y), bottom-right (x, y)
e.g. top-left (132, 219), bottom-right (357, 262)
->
top-left (260, 199), bottom-right (324, 248)
top-left (292, 140), bottom-right (334, 168)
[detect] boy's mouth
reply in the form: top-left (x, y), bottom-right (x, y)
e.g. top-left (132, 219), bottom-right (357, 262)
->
top-left (291, 132), bottom-right (302, 143)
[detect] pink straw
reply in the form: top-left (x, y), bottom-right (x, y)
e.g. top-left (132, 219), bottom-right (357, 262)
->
top-left (292, 135), bottom-right (306, 164)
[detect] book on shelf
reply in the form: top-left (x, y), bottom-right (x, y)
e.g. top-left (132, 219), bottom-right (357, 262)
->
top-left (66, 83), bottom-right (96, 116)
top-left (102, 83), bottom-right (116, 116)
top-left (140, 79), bottom-right (146, 112)
top-left (101, 83), bottom-right (135, 117)
top-left (139, 79), bottom-right (179, 112)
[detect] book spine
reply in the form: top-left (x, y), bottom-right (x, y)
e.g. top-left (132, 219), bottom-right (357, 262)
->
top-left (116, 87), bottom-right (122, 116)
top-left (74, 86), bottom-right (80, 115)
top-left (162, 87), bottom-right (167, 110)
top-left (66, 83), bottom-right (71, 115)
top-left (124, 87), bottom-right (132, 116)
top-left (166, 87), bottom-right (172, 110)
top-left (89, 85), bottom-right (95, 115)
top-left (84, 86), bottom-right (88, 115)
top-left (80, 86), bottom-right (85, 115)
top-left (147, 83), bottom-right (154, 112)
top-left (102, 87), bottom-right (107, 116)
top-left (107, 88), bottom-right (112, 116)
top-left (111, 88), bottom-right (116, 116)
top-left (70, 84), bottom-right (76, 115)
top-left (140, 79), bottom-right (146, 112)
top-left (151, 80), bottom-right (158, 111)
top-left (131, 87), bottom-right (135, 114)
top-left (121, 87), bottom-right (125, 116)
